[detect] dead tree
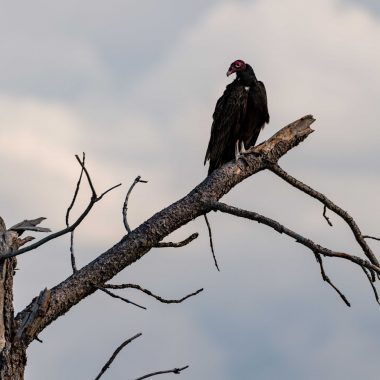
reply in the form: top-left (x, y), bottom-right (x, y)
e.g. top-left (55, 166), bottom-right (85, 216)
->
top-left (1, 115), bottom-right (379, 379)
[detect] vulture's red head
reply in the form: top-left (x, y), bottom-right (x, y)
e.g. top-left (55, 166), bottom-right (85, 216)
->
top-left (226, 59), bottom-right (247, 76)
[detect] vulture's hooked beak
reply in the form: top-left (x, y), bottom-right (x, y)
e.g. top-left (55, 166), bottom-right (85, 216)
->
top-left (226, 68), bottom-right (235, 77)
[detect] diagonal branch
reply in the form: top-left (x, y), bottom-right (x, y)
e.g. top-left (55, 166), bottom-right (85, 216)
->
top-left (15, 115), bottom-right (316, 346)
top-left (97, 287), bottom-right (146, 310)
top-left (323, 205), bottom-right (333, 227)
top-left (267, 163), bottom-right (379, 266)
top-left (361, 267), bottom-right (380, 305)
top-left (313, 251), bottom-right (350, 306)
top-left (103, 284), bottom-right (203, 304)
top-left (204, 215), bottom-right (219, 271)
top-left (134, 365), bottom-right (189, 380)
top-left (94, 333), bottom-right (142, 380)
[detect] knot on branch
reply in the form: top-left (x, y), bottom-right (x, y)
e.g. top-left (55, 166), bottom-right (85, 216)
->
top-left (16, 288), bottom-right (51, 343)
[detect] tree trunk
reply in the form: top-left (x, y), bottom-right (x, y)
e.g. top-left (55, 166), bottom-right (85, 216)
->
top-left (0, 218), bottom-right (27, 379)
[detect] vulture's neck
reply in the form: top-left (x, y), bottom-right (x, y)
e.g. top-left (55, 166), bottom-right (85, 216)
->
top-left (237, 64), bottom-right (257, 86)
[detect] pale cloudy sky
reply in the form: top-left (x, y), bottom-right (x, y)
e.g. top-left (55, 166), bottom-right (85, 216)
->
top-left (1, 0), bottom-right (380, 379)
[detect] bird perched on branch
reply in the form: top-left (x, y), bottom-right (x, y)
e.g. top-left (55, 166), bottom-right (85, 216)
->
top-left (204, 59), bottom-right (269, 175)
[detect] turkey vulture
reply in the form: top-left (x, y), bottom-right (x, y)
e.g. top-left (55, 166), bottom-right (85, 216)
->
top-left (204, 59), bottom-right (269, 174)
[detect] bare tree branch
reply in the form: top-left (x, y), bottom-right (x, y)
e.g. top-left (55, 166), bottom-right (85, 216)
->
top-left (103, 284), bottom-right (204, 304)
top-left (96, 287), bottom-right (146, 310)
top-left (363, 235), bottom-right (380, 242)
top-left (313, 251), bottom-right (350, 306)
top-left (323, 205), bottom-right (333, 227)
top-left (75, 154), bottom-right (97, 198)
top-left (94, 333), bottom-right (142, 380)
top-left (155, 233), bottom-right (199, 248)
top-left (66, 153), bottom-right (86, 226)
top-left (204, 215), bottom-right (219, 271)
top-left (123, 176), bottom-right (148, 233)
top-left (15, 115), bottom-right (316, 346)
top-left (134, 365), bottom-right (189, 380)
top-left (66, 152), bottom-right (86, 273)
top-left (208, 201), bottom-right (380, 275)
top-left (2, 157), bottom-right (121, 260)
top-left (69, 231), bottom-right (77, 273)
top-left (361, 267), bottom-right (380, 305)
top-left (267, 163), bottom-right (380, 266)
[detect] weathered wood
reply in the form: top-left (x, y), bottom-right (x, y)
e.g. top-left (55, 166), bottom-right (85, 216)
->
top-left (0, 218), bottom-right (26, 379)
top-left (13, 115), bottom-right (315, 347)
top-left (10, 218), bottom-right (51, 235)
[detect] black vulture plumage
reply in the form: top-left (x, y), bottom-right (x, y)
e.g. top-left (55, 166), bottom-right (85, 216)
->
top-left (204, 59), bottom-right (269, 175)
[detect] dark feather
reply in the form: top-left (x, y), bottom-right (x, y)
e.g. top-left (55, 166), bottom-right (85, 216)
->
top-left (205, 63), bottom-right (269, 175)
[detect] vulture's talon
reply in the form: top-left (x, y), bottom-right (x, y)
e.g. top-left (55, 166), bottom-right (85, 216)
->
top-left (240, 141), bottom-right (247, 154)
top-left (235, 140), bottom-right (241, 161)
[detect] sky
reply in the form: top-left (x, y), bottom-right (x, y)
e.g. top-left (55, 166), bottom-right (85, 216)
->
top-left (1, 0), bottom-right (380, 379)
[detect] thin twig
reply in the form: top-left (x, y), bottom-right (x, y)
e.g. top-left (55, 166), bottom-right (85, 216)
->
top-left (155, 233), bottom-right (199, 248)
top-left (103, 284), bottom-right (203, 304)
top-left (268, 164), bottom-right (380, 266)
top-left (123, 176), bottom-right (148, 233)
top-left (134, 365), bottom-right (189, 380)
top-left (97, 287), bottom-right (146, 310)
top-left (363, 235), bottom-right (380, 242)
top-left (2, 158), bottom-right (121, 260)
top-left (204, 214), bottom-right (219, 271)
top-left (69, 231), bottom-right (77, 272)
top-left (75, 154), bottom-right (97, 198)
top-left (66, 152), bottom-right (85, 273)
top-left (323, 205), bottom-right (333, 227)
top-left (94, 333), bottom-right (142, 380)
top-left (313, 251), bottom-right (350, 306)
top-left (361, 267), bottom-right (380, 305)
top-left (66, 152), bottom-right (85, 226)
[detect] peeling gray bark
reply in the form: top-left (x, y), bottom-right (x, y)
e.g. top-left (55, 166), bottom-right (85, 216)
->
top-left (0, 115), bottom-right (314, 378)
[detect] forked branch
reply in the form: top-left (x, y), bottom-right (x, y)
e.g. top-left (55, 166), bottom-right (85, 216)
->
top-left (15, 115), bottom-right (318, 346)
top-left (66, 152), bottom-right (86, 272)
top-left (267, 163), bottom-right (380, 266)
top-left (2, 156), bottom-right (121, 260)
top-left (208, 201), bottom-right (380, 305)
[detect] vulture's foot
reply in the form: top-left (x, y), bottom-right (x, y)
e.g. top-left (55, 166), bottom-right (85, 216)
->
top-left (235, 140), bottom-right (249, 167)
top-left (235, 140), bottom-right (241, 160)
